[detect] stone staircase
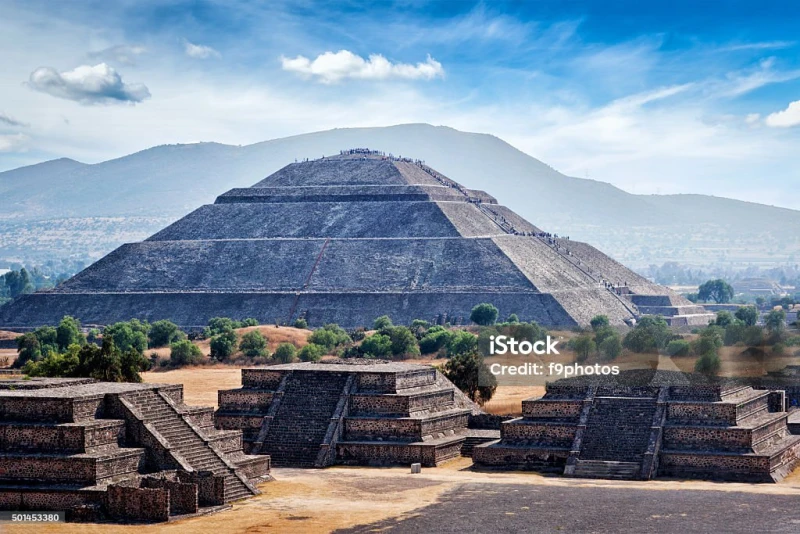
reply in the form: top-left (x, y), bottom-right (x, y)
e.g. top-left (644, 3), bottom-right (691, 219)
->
top-left (575, 396), bottom-right (657, 479)
top-left (124, 389), bottom-right (255, 502)
top-left (573, 460), bottom-right (640, 480)
top-left (260, 371), bottom-right (351, 467)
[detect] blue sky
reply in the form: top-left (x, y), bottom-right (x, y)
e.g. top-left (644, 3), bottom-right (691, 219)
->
top-left (1, 0), bottom-right (799, 208)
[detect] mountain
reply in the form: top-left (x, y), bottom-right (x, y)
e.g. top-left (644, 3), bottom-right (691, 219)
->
top-left (1, 124), bottom-right (798, 268)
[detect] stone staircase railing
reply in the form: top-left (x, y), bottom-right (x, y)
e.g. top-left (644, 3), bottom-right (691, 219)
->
top-left (639, 387), bottom-right (669, 480)
top-left (315, 373), bottom-right (357, 467)
top-left (563, 386), bottom-right (597, 476)
top-left (250, 373), bottom-right (290, 455)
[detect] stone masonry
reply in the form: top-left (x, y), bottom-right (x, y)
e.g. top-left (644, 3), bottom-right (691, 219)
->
top-left (215, 360), bottom-right (480, 468)
top-left (0, 150), bottom-right (713, 330)
top-left (473, 370), bottom-right (800, 482)
top-left (0, 377), bottom-right (270, 522)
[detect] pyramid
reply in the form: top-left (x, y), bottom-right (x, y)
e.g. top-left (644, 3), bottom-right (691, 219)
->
top-left (0, 150), bottom-right (712, 329)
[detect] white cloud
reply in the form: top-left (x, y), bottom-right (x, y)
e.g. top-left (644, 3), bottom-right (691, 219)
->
top-left (765, 100), bottom-right (800, 127)
top-left (26, 63), bottom-right (150, 105)
top-left (0, 133), bottom-right (29, 152)
top-left (88, 44), bottom-right (147, 65)
top-left (184, 41), bottom-right (220, 59)
top-left (281, 50), bottom-right (444, 84)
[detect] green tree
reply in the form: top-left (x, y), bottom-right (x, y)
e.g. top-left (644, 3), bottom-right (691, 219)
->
top-left (0, 268), bottom-right (34, 298)
top-left (273, 343), bottom-right (297, 363)
top-left (590, 315), bottom-right (610, 331)
top-left (170, 339), bottom-right (203, 366)
top-left (210, 329), bottom-right (238, 360)
top-left (569, 334), bottom-right (596, 363)
top-left (694, 351), bottom-right (721, 375)
top-left (239, 331), bottom-right (269, 358)
top-left (387, 326), bottom-right (420, 357)
top-left (697, 279), bottom-right (734, 304)
top-left (56, 316), bottom-right (84, 351)
top-left (419, 329), bottom-right (453, 354)
top-left (298, 343), bottom-right (325, 362)
top-left (598, 332), bottom-right (623, 360)
top-left (308, 324), bottom-right (350, 351)
top-left (149, 320), bottom-right (184, 348)
top-left (240, 318), bottom-right (259, 327)
top-left (666, 339), bottom-right (691, 357)
top-left (765, 309), bottom-right (787, 335)
top-left (293, 318), bottom-right (308, 329)
top-left (623, 316), bottom-right (671, 353)
top-left (373, 315), bottom-right (393, 331)
top-left (14, 333), bottom-right (42, 368)
top-left (743, 325), bottom-right (764, 346)
top-left (206, 317), bottom-right (240, 336)
top-left (735, 306), bottom-right (758, 327)
top-left (104, 320), bottom-right (149, 355)
top-left (714, 311), bottom-right (734, 328)
top-left (470, 303), bottom-right (498, 326)
top-left (506, 313), bottom-right (519, 324)
top-left (442, 351), bottom-right (497, 405)
top-left (361, 333), bottom-right (392, 358)
top-left (446, 330), bottom-right (478, 357)
top-left (723, 322), bottom-right (746, 346)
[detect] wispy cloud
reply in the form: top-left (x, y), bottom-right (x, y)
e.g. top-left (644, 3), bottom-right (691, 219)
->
top-left (0, 112), bottom-right (28, 128)
top-left (765, 100), bottom-right (800, 127)
top-left (26, 63), bottom-right (151, 105)
top-left (718, 40), bottom-right (795, 52)
top-left (184, 40), bottom-right (220, 59)
top-left (0, 133), bottom-right (29, 153)
top-left (88, 44), bottom-right (147, 66)
top-left (281, 50), bottom-right (444, 84)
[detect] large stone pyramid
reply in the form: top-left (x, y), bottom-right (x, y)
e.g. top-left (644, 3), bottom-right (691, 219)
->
top-left (0, 150), bottom-right (712, 329)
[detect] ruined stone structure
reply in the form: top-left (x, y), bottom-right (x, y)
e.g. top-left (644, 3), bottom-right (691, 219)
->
top-left (473, 370), bottom-right (800, 482)
top-left (215, 361), bottom-right (479, 467)
top-left (0, 378), bottom-right (269, 522)
top-left (0, 150), bottom-right (712, 329)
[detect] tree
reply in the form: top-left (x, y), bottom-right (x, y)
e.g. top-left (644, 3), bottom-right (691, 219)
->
top-left (419, 329), bottom-right (453, 354)
top-left (569, 334), bottom-right (596, 363)
top-left (56, 316), bottom-right (84, 351)
top-left (210, 329), bottom-right (238, 360)
top-left (506, 313), bottom-right (519, 324)
top-left (714, 311), bottom-right (734, 328)
top-left (0, 268), bottom-right (34, 298)
top-left (373, 315), bottom-right (393, 331)
top-left (308, 324), bottom-right (350, 351)
top-left (623, 316), bottom-right (671, 353)
top-left (273, 343), bottom-right (297, 363)
top-left (239, 331), bottom-right (269, 358)
top-left (598, 333), bottom-right (623, 360)
top-left (293, 318), bottom-right (308, 329)
top-left (666, 339), bottom-right (691, 357)
top-left (240, 318), bottom-right (259, 327)
top-left (149, 320), bottom-right (184, 348)
top-left (361, 333), bottom-right (392, 358)
top-left (470, 303), bottom-right (498, 326)
top-left (104, 320), bottom-right (149, 355)
top-left (442, 351), bottom-right (496, 405)
top-left (387, 326), bottom-right (420, 357)
top-left (446, 330), bottom-right (478, 357)
top-left (765, 309), bottom-right (786, 335)
top-left (298, 343), bottom-right (325, 362)
top-left (14, 333), bottom-right (41, 368)
top-left (170, 339), bottom-right (203, 366)
top-left (206, 317), bottom-right (240, 336)
top-left (694, 351), bottom-right (721, 375)
top-left (697, 279), bottom-right (734, 304)
top-left (590, 315), bottom-right (610, 331)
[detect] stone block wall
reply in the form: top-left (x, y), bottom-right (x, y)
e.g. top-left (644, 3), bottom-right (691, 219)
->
top-left (106, 484), bottom-right (170, 523)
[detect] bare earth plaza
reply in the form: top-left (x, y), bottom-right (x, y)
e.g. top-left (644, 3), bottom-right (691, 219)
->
top-left (0, 154), bottom-right (799, 532)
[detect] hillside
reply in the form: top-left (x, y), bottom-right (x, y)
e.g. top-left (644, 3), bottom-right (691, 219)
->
top-left (1, 124), bottom-right (798, 268)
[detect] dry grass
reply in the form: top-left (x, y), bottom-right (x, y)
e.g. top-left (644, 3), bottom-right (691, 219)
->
top-left (192, 325), bottom-right (312, 358)
top-left (142, 367), bottom-right (243, 408)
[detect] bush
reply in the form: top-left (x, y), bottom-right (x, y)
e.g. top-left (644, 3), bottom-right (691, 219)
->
top-left (210, 329), bottom-right (238, 360)
top-left (56, 316), bottom-right (84, 351)
top-left (590, 315), bottom-right (610, 331)
top-left (273, 343), bottom-right (297, 363)
top-left (623, 316), bottom-right (671, 353)
top-left (207, 317), bottom-right (240, 337)
top-left (170, 340), bottom-right (202, 366)
top-left (149, 320), bottom-right (184, 348)
top-left (348, 328), bottom-right (367, 342)
top-left (735, 306), bottom-right (759, 327)
top-left (666, 339), bottom-right (691, 357)
top-left (387, 326), bottom-right (420, 358)
top-left (240, 318), bottom-right (259, 327)
top-left (773, 343), bottom-right (786, 355)
top-left (25, 338), bottom-right (148, 382)
top-left (360, 334), bottom-right (392, 359)
top-left (714, 311), bottom-right (734, 328)
top-left (694, 351), bottom-right (721, 375)
top-left (724, 322), bottom-right (745, 346)
top-left (506, 313), bottom-right (519, 324)
top-left (239, 331), bottom-right (269, 358)
top-left (470, 303), bottom-right (498, 326)
top-left (419, 329), bottom-right (453, 354)
top-left (298, 343), bottom-right (325, 362)
top-left (293, 318), bottom-right (308, 329)
top-left (373, 315), bottom-right (393, 331)
top-left (446, 330), bottom-right (478, 357)
top-left (568, 335), bottom-right (596, 363)
top-left (743, 326), bottom-right (764, 346)
top-left (104, 320), bottom-right (149, 355)
top-left (308, 324), bottom-right (351, 351)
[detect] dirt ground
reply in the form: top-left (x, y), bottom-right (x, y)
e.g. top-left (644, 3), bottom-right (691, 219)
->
top-left (8, 459), bottom-right (800, 534)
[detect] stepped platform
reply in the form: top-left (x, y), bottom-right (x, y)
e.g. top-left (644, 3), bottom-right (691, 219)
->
top-left (0, 378), bottom-right (269, 522)
top-left (474, 370), bottom-right (800, 482)
top-left (215, 361), bottom-right (478, 468)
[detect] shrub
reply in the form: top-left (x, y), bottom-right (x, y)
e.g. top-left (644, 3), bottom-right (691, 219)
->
top-left (149, 320), bottom-right (184, 348)
top-left (239, 331), bottom-right (269, 358)
top-left (308, 324), bottom-right (350, 350)
top-left (170, 340), bottom-right (202, 366)
top-left (743, 326), bottom-right (764, 346)
top-left (298, 343), bottom-right (325, 362)
top-left (598, 333), bottom-right (623, 360)
top-left (348, 328), bottom-right (366, 342)
top-left (694, 352), bottom-right (721, 375)
top-left (470, 303), bottom-right (498, 326)
top-left (724, 322), bottom-right (745, 346)
top-left (773, 343), bottom-right (786, 355)
top-left (735, 306), bottom-right (759, 327)
top-left (373, 315), bottom-right (393, 331)
top-left (210, 329), bottom-right (238, 360)
top-left (446, 330), bottom-right (478, 357)
top-left (666, 339), bottom-right (691, 357)
top-left (240, 318), bottom-right (259, 327)
top-left (56, 316), bottom-right (84, 351)
top-left (207, 317), bottom-right (240, 337)
top-left (623, 316), bottom-right (671, 353)
top-left (273, 343), bottom-right (297, 363)
top-left (387, 326), bottom-right (420, 358)
top-left (360, 334), bottom-right (392, 359)
top-left (293, 318), bottom-right (308, 329)
top-left (419, 330), bottom-right (453, 354)
top-left (104, 320), bottom-right (149, 355)
top-left (590, 315), bottom-right (610, 331)
top-left (568, 335), bottom-right (596, 363)
top-left (506, 313), bottom-right (519, 324)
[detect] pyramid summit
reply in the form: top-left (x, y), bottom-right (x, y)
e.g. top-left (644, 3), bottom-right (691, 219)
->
top-left (0, 149), bottom-right (712, 329)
